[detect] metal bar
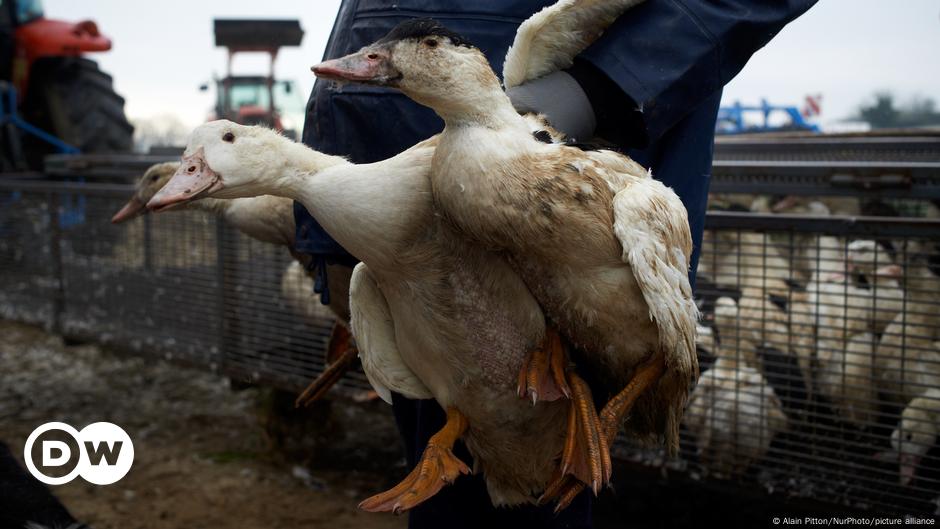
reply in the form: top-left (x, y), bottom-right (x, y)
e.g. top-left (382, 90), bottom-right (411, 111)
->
top-left (47, 192), bottom-right (64, 334)
top-left (714, 135), bottom-right (940, 162)
top-left (0, 179), bottom-right (134, 195)
top-left (143, 214), bottom-right (153, 272)
top-left (710, 160), bottom-right (940, 198)
top-left (215, 218), bottom-right (228, 372)
top-left (704, 211), bottom-right (940, 238)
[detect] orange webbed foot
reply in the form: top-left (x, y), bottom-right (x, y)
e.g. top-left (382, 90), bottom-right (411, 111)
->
top-left (359, 407), bottom-right (470, 514)
top-left (540, 352), bottom-right (667, 512)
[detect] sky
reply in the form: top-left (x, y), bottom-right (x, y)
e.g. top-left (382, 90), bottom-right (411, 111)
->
top-left (44, 0), bottom-right (940, 130)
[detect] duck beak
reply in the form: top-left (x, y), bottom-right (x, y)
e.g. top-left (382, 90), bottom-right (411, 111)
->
top-left (312, 47), bottom-right (400, 86)
top-left (771, 195), bottom-right (800, 213)
top-left (111, 196), bottom-right (147, 224)
top-left (147, 147), bottom-right (222, 212)
top-left (899, 453), bottom-right (922, 486)
top-left (876, 264), bottom-right (903, 279)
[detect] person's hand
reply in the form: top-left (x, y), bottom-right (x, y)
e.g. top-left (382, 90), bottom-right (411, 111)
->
top-left (506, 71), bottom-right (597, 142)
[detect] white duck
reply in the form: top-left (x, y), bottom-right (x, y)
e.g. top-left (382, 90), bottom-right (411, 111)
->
top-left (313, 16), bottom-right (699, 505)
top-left (685, 298), bottom-right (788, 478)
top-left (889, 388), bottom-right (940, 486)
top-left (145, 120), bottom-right (595, 510)
top-left (112, 161), bottom-right (295, 247)
top-left (815, 331), bottom-right (879, 428)
top-left (875, 257), bottom-right (940, 405)
top-left (112, 160), bottom-right (357, 405)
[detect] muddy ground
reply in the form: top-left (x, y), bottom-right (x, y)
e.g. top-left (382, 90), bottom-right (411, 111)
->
top-left (2, 319), bottom-right (891, 529)
top-left (0, 320), bottom-right (406, 529)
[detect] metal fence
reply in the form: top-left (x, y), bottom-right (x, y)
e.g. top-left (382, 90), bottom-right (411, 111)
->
top-left (3, 138), bottom-right (940, 515)
top-left (0, 179), bottom-right (369, 394)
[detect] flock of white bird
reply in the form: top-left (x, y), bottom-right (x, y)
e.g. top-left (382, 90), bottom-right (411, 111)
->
top-left (688, 195), bottom-right (940, 487)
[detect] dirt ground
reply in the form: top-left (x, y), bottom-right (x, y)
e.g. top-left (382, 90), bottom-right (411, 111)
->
top-left (0, 320), bottom-right (406, 529)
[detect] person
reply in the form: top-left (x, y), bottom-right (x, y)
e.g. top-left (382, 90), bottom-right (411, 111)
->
top-left (295, 1), bottom-right (817, 527)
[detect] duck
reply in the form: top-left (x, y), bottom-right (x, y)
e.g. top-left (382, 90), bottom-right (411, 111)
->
top-left (112, 161), bottom-right (296, 247)
top-left (808, 237), bottom-right (901, 343)
top-left (143, 120), bottom-right (588, 510)
top-left (702, 230), bottom-right (799, 295)
top-left (845, 239), bottom-right (904, 334)
top-left (314, 17), bottom-right (699, 506)
top-left (875, 256), bottom-right (940, 405)
top-left (815, 331), bottom-right (879, 428)
top-left (111, 160), bottom-right (357, 406)
top-left (684, 297), bottom-right (788, 479)
top-left (888, 388), bottom-right (940, 486)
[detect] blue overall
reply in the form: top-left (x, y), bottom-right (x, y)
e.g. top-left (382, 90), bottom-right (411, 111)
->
top-left (295, 2), bottom-right (816, 527)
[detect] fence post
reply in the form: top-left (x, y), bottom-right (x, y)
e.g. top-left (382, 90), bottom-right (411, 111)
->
top-left (143, 213), bottom-right (153, 272)
top-left (48, 192), bottom-right (65, 335)
top-left (215, 218), bottom-right (240, 375)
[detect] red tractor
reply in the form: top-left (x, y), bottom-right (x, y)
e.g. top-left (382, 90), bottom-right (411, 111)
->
top-left (0, 0), bottom-right (133, 170)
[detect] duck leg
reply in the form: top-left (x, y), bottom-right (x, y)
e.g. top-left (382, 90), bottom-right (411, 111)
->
top-left (359, 407), bottom-right (470, 514)
top-left (540, 352), bottom-right (666, 512)
top-left (517, 327), bottom-right (571, 404)
top-left (294, 322), bottom-right (357, 407)
top-left (555, 371), bottom-right (612, 495)
top-left (326, 321), bottom-right (354, 364)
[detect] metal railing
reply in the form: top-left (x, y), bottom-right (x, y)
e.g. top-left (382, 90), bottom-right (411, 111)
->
top-left (0, 179), bottom-right (368, 394)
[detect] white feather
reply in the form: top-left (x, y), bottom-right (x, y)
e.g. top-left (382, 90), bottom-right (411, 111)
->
top-left (503, 0), bottom-right (646, 88)
top-left (349, 263), bottom-right (432, 403)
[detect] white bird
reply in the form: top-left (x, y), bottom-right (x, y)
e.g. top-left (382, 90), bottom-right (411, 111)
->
top-left (313, 16), bottom-right (699, 507)
top-left (685, 297), bottom-right (788, 478)
top-left (145, 116), bottom-right (609, 510)
top-left (875, 258), bottom-right (940, 405)
top-left (889, 388), bottom-right (940, 486)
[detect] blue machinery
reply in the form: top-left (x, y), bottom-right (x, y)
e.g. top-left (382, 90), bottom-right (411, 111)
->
top-left (0, 81), bottom-right (85, 228)
top-left (717, 100), bottom-right (821, 135)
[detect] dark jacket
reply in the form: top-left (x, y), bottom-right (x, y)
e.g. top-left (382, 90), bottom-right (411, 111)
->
top-left (294, 1), bottom-right (816, 527)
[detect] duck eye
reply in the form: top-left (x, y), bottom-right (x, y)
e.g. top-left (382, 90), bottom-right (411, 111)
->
top-left (150, 175), bottom-right (159, 182)
top-left (424, 38), bottom-right (438, 48)
top-left (222, 132), bottom-right (235, 143)
top-left (906, 433), bottom-right (913, 441)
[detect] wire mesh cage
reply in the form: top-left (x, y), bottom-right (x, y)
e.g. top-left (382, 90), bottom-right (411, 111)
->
top-left (686, 212), bottom-right (940, 514)
top-left (2, 139), bottom-right (940, 515)
top-left (0, 181), bottom-right (368, 394)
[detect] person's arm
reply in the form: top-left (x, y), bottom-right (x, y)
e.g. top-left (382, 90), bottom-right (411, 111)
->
top-left (509, 0), bottom-right (817, 148)
top-left (574, 0), bottom-right (817, 147)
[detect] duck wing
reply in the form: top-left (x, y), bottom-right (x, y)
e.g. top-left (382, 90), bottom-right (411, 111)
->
top-left (350, 263), bottom-right (432, 403)
top-left (607, 163), bottom-right (700, 444)
top-left (503, 0), bottom-right (646, 89)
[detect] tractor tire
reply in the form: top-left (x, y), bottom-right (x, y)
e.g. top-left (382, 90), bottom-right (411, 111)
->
top-left (22, 57), bottom-right (134, 168)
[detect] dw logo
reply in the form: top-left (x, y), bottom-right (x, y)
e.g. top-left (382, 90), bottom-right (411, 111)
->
top-left (23, 422), bottom-right (134, 485)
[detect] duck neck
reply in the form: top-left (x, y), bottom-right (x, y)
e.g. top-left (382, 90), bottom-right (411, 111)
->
top-left (267, 144), bottom-right (430, 269)
top-left (190, 197), bottom-right (231, 216)
top-left (412, 68), bottom-right (524, 130)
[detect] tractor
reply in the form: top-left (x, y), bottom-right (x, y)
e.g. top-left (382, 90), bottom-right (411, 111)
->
top-left (0, 0), bottom-right (133, 171)
top-left (205, 19), bottom-right (305, 139)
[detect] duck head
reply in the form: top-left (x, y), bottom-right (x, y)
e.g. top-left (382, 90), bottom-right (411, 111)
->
top-left (888, 392), bottom-right (940, 486)
top-left (312, 18), bottom-right (505, 122)
top-left (846, 239), bottom-right (902, 280)
top-left (147, 120), bottom-right (297, 211)
top-left (111, 161), bottom-right (179, 223)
